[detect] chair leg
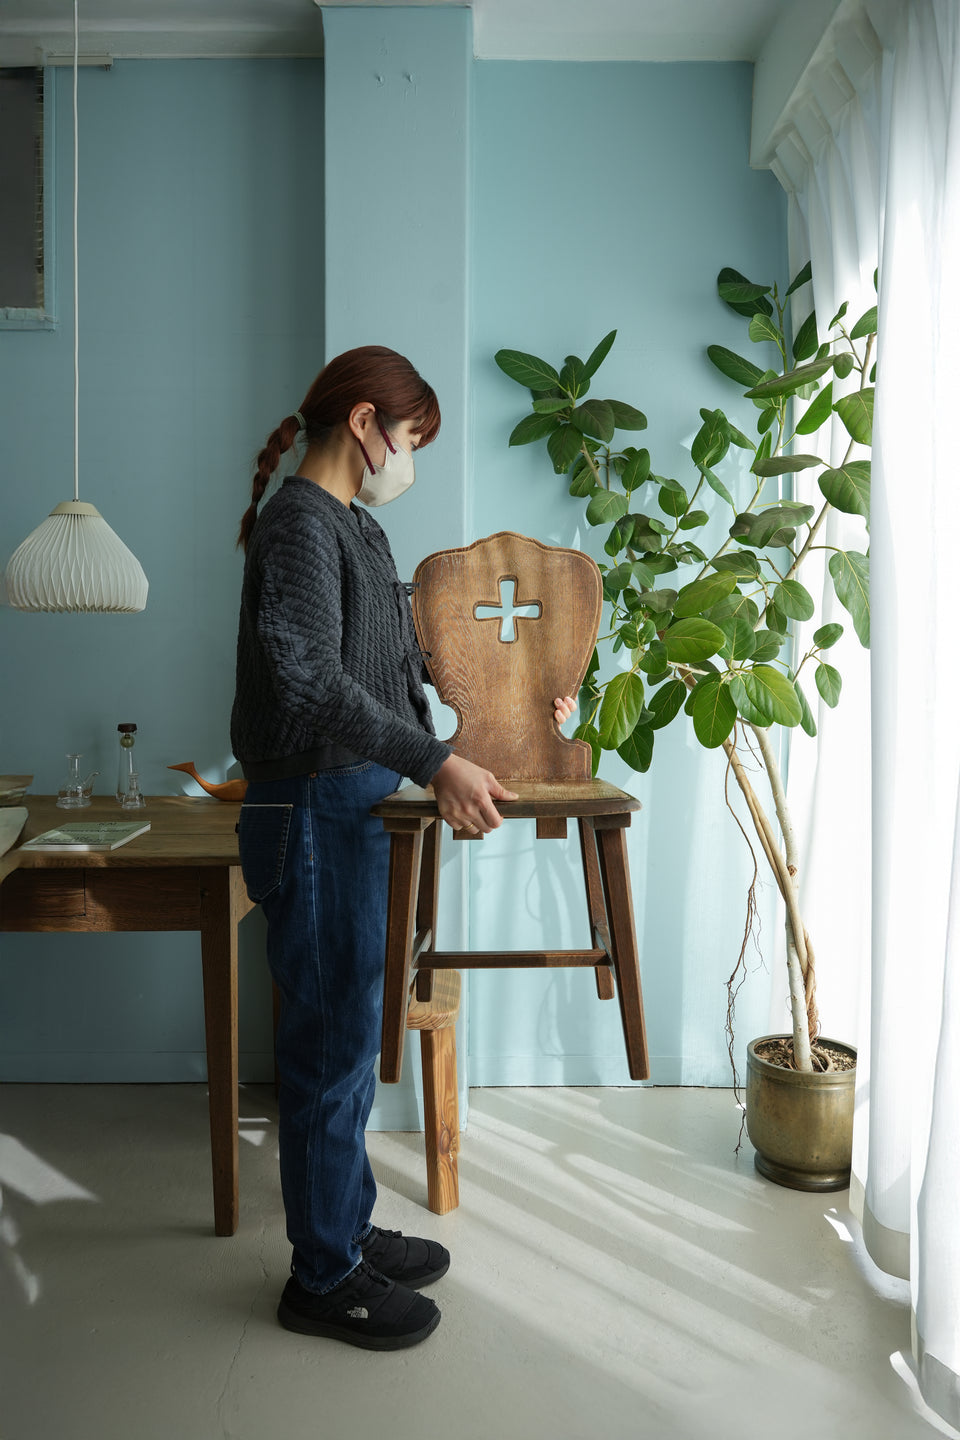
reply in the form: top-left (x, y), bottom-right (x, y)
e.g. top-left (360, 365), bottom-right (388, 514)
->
top-left (419, 1024), bottom-right (460, 1215)
top-left (596, 822), bottom-right (650, 1081)
top-left (578, 818), bottom-right (615, 1000)
top-left (380, 827), bottom-right (424, 1083)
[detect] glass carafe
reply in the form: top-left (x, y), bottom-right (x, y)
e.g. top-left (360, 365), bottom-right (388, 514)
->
top-left (56, 754), bottom-right (98, 809)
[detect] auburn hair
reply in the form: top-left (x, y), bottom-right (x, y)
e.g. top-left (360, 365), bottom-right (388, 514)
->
top-left (237, 346), bottom-right (441, 550)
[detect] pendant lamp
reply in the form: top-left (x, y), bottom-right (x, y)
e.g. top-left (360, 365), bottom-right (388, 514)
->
top-left (2, 0), bottom-right (148, 614)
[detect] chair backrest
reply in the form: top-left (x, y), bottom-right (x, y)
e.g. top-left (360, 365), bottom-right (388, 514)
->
top-left (412, 531), bottom-right (602, 780)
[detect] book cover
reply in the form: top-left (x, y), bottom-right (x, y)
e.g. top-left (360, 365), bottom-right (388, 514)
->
top-left (21, 820), bottom-right (152, 852)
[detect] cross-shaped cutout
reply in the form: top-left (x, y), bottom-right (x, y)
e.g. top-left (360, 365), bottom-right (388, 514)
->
top-left (474, 576), bottom-right (542, 643)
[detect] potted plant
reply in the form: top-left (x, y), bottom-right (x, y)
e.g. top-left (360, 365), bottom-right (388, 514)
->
top-left (495, 263), bottom-right (875, 1189)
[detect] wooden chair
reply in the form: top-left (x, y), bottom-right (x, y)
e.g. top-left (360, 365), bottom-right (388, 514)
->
top-left (373, 532), bottom-right (650, 1142)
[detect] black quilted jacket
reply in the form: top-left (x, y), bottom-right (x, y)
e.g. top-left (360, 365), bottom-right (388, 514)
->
top-left (231, 477), bottom-right (450, 786)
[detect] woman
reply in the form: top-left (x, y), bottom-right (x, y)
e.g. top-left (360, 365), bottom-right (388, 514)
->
top-left (232, 346), bottom-right (572, 1351)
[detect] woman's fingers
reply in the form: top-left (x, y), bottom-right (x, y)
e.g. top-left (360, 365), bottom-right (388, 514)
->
top-left (554, 694), bottom-right (577, 724)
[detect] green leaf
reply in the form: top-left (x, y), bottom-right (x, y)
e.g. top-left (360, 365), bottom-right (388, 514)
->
top-left (750, 629), bottom-right (785, 662)
top-left (752, 453), bottom-right (822, 476)
top-left (785, 260), bottom-right (812, 297)
top-left (707, 345), bottom-right (764, 387)
top-left (604, 515), bottom-right (635, 556)
top-left (658, 484), bottom-right (690, 519)
top-left (638, 586), bottom-right (678, 615)
top-left (829, 301), bottom-right (849, 330)
top-left (819, 459), bottom-right (870, 520)
top-left (560, 356), bottom-right (587, 396)
top-left (691, 409), bottom-right (730, 471)
top-left (815, 662), bottom-right (842, 707)
top-left (674, 571), bottom-right (738, 618)
top-left (731, 503), bottom-right (814, 549)
top-left (748, 312), bottom-right (783, 347)
top-left (679, 509), bottom-right (710, 530)
top-left (728, 673), bottom-right (771, 727)
top-left (719, 615), bottom-right (756, 662)
top-left (617, 724), bottom-right (654, 772)
top-left (792, 674), bottom-right (818, 736)
top-left (639, 638), bottom-right (668, 675)
top-left (571, 399), bottom-right (616, 443)
top-left (707, 593), bottom-right (760, 628)
top-left (703, 469), bottom-right (735, 508)
top-left (495, 349), bottom-right (562, 391)
top-left (647, 677), bottom-right (686, 730)
top-left (745, 356), bottom-right (835, 399)
top-left (727, 423), bottom-right (756, 451)
top-left (829, 550), bottom-right (870, 646)
top-left (792, 311), bottom-right (818, 363)
top-left (662, 618), bottom-right (727, 664)
top-left (583, 331), bottom-right (617, 379)
top-left (717, 269), bottom-right (772, 310)
top-left (509, 412), bottom-right (561, 446)
top-left (607, 400), bottom-right (647, 431)
top-left (568, 466), bottom-right (599, 499)
top-left (833, 352), bottom-right (856, 380)
top-left (742, 666), bottom-right (803, 726)
top-left (532, 396), bottom-right (572, 415)
top-left (796, 381), bottom-right (834, 435)
top-left (585, 490), bottom-right (629, 527)
top-left (850, 306), bottom-right (877, 340)
top-left (813, 622), bottom-right (844, 649)
top-left (598, 671), bottom-right (645, 749)
top-left (690, 674), bottom-right (738, 748)
top-left (621, 448), bottom-right (651, 491)
top-left (773, 579), bottom-right (816, 621)
top-left (547, 424), bottom-right (585, 475)
top-left (712, 553), bottom-right (760, 578)
top-left (573, 721), bottom-right (601, 774)
top-left (834, 389), bottom-right (874, 445)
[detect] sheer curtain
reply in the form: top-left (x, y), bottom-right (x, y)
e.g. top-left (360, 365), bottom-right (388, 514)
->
top-left (764, 0), bottom-right (960, 1427)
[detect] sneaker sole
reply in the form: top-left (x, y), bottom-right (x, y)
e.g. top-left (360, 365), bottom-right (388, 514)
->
top-left (277, 1299), bottom-right (441, 1351)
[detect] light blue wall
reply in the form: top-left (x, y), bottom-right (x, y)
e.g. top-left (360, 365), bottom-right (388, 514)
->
top-left (0, 59), bottom-right (325, 1081)
top-left (466, 61), bottom-right (788, 1085)
top-left (0, 33), bottom-right (790, 1098)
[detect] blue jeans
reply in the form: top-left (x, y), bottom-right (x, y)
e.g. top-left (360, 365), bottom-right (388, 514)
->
top-left (237, 762), bottom-right (402, 1293)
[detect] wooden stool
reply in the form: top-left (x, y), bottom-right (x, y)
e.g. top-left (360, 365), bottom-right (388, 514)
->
top-left (374, 533), bottom-right (650, 1126)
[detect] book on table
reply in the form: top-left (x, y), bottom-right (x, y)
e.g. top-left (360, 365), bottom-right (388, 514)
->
top-left (20, 820), bottom-right (152, 852)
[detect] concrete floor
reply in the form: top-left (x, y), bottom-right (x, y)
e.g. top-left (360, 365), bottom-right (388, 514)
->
top-left (0, 1083), bottom-right (956, 1440)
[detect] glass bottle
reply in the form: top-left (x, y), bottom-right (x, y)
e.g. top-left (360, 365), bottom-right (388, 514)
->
top-left (57, 753), bottom-right (98, 808)
top-left (116, 724), bottom-right (146, 809)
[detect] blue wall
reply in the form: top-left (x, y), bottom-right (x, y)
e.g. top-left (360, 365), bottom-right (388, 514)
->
top-left (0, 31), bottom-right (789, 1096)
top-left (466, 61), bottom-right (787, 1085)
top-left (0, 59), bottom-right (324, 1081)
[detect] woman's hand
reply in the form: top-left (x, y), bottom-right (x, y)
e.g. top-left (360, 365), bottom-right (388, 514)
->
top-left (431, 754), bottom-right (518, 835)
top-left (554, 695), bottom-right (577, 725)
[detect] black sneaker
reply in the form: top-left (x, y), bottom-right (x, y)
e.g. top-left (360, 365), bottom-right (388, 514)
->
top-left (277, 1263), bottom-right (440, 1350)
top-left (361, 1226), bottom-right (450, 1289)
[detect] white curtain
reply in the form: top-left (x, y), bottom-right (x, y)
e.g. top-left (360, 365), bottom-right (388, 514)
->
top-left (766, 0), bottom-right (960, 1427)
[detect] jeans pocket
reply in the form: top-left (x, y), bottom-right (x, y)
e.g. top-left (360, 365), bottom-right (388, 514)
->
top-left (237, 803), bottom-right (293, 903)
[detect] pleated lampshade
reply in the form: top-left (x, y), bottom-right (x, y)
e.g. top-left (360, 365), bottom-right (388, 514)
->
top-left (3, 500), bottom-right (149, 613)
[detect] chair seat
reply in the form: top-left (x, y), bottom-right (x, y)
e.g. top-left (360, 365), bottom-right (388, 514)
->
top-left (372, 778), bottom-right (641, 824)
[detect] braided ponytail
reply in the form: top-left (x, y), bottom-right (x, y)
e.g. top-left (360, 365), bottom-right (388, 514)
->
top-left (237, 413), bottom-right (303, 550)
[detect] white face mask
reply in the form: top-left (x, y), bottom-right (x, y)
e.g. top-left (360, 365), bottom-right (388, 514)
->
top-left (356, 423), bottom-right (416, 507)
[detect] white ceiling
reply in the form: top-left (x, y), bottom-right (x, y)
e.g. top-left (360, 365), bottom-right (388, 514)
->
top-left (0, 0), bottom-right (791, 65)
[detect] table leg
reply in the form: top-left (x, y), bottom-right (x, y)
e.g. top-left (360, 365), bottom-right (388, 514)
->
top-left (199, 866), bottom-right (242, 1236)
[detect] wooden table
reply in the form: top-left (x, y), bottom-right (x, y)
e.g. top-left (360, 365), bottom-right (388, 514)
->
top-left (0, 796), bottom-right (255, 1236)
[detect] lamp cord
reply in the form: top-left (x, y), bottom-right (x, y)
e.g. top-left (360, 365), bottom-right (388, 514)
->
top-left (73, 0), bottom-right (79, 503)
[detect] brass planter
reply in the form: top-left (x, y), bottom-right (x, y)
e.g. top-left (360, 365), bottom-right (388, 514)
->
top-left (746, 1035), bottom-right (857, 1192)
